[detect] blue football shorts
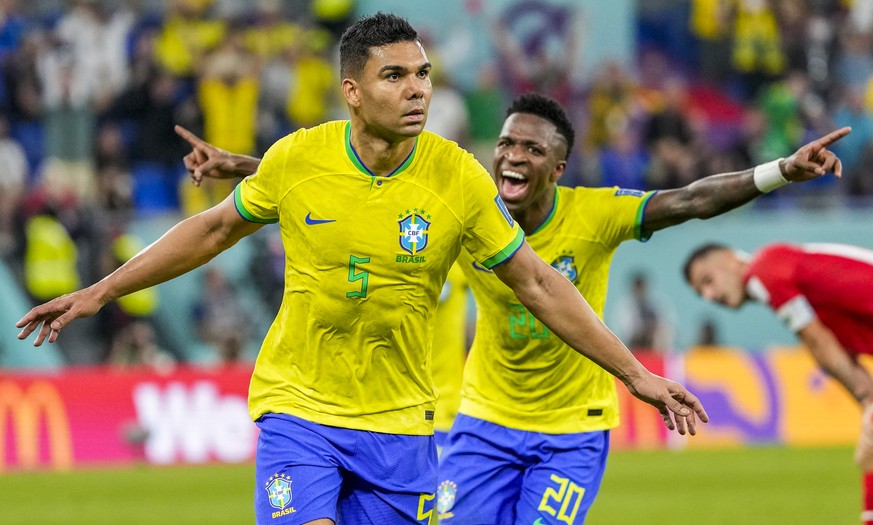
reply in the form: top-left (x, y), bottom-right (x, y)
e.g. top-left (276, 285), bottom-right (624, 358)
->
top-left (437, 414), bottom-right (610, 525)
top-left (254, 413), bottom-right (438, 525)
top-left (434, 430), bottom-right (450, 457)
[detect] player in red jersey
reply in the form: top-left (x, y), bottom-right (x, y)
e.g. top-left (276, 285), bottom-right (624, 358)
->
top-left (684, 242), bottom-right (873, 525)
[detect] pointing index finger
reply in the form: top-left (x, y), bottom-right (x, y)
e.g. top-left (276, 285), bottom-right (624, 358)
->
top-left (174, 125), bottom-right (209, 151)
top-left (814, 126), bottom-right (852, 148)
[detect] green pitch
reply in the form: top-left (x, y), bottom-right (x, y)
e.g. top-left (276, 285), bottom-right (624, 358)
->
top-left (0, 446), bottom-right (857, 524)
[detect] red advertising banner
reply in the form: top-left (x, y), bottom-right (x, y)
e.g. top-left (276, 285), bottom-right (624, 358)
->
top-left (0, 364), bottom-right (256, 471)
top-left (2, 348), bottom-right (867, 471)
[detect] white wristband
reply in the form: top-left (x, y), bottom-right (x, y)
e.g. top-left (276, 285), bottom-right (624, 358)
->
top-left (753, 158), bottom-right (788, 193)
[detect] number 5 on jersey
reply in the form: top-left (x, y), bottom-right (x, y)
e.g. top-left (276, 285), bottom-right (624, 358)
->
top-left (347, 255), bottom-right (370, 298)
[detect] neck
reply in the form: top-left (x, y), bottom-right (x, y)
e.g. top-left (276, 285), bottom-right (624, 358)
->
top-left (349, 122), bottom-right (416, 177)
top-left (512, 187), bottom-right (557, 234)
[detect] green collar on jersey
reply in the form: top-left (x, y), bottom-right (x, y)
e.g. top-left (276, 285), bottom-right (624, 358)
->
top-left (344, 121), bottom-right (418, 178)
top-left (530, 187), bottom-right (559, 236)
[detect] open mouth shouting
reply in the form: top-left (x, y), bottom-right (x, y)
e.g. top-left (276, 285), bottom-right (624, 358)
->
top-left (499, 170), bottom-right (529, 201)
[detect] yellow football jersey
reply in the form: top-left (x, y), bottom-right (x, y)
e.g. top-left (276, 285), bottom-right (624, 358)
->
top-left (235, 121), bottom-right (523, 435)
top-left (431, 263), bottom-right (469, 433)
top-left (459, 185), bottom-right (653, 434)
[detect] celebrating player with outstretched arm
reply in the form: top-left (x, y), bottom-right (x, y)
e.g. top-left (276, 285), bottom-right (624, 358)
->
top-left (175, 88), bottom-right (848, 523)
top-left (17, 12), bottom-right (705, 525)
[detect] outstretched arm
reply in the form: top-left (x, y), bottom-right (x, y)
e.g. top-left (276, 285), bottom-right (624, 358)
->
top-left (799, 319), bottom-right (873, 405)
top-left (17, 195), bottom-right (263, 346)
top-left (175, 125), bottom-right (261, 186)
top-left (802, 319), bottom-right (873, 471)
top-left (641, 127), bottom-right (851, 236)
top-left (492, 242), bottom-right (709, 435)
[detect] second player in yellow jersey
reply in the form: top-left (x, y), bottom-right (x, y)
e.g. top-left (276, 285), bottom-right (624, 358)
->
top-left (459, 185), bottom-right (652, 435)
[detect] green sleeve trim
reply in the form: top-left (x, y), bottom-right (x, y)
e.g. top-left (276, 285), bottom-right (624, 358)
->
top-left (481, 228), bottom-right (525, 269)
top-left (233, 184), bottom-right (278, 224)
top-left (635, 190), bottom-right (656, 242)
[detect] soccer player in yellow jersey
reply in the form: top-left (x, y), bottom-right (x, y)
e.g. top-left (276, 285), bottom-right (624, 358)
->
top-left (172, 86), bottom-right (845, 523)
top-left (435, 94), bottom-right (848, 524)
top-left (21, 13), bottom-right (710, 525)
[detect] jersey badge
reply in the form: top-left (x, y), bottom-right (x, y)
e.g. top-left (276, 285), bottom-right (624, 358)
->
top-left (265, 472), bottom-right (296, 518)
top-left (398, 209), bottom-right (431, 255)
top-left (614, 188), bottom-right (645, 198)
top-left (551, 254), bottom-right (578, 282)
top-left (494, 195), bottom-right (515, 226)
top-left (436, 480), bottom-right (458, 516)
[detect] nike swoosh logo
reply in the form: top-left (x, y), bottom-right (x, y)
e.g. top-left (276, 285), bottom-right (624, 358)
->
top-left (533, 519), bottom-right (546, 525)
top-left (305, 213), bottom-right (336, 225)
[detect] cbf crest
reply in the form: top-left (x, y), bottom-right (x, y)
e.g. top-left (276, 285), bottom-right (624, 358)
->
top-left (265, 473), bottom-right (296, 518)
top-left (436, 480), bottom-right (458, 515)
top-left (398, 208), bottom-right (431, 255)
top-left (551, 254), bottom-right (578, 282)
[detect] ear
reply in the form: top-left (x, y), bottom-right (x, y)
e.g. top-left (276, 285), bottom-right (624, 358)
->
top-left (342, 78), bottom-right (360, 108)
top-left (550, 160), bottom-right (567, 183)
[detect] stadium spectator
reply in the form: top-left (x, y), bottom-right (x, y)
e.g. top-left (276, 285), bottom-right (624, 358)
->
top-left (107, 318), bottom-right (175, 374)
top-left (284, 30), bottom-right (338, 129)
top-left (695, 317), bottom-right (721, 347)
top-left (689, 0), bottom-right (733, 85)
top-left (186, 22), bottom-right (260, 215)
top-left (683, 241), bottom-right (873, 525)
top-left (93, 123), bottom-right (134, 216)
top-left (172, 90), bottom-right (846, 523)
top-left (17, 14), bottom-right (707, 525)
top-left (584, 60), bottom-right (640, 152)
top-left (0, 114), bottom-right (27, 260)
top-left (242, 0), bottom-right (303, 61)
top-left (731, 0), bottom-right (786, 99)
top-left (4, 29), bottom-right (44, 175)
top-left (151, 0), bottom-right (225, 81)
top-left (102, 63), bottom-right (195, 215)
top-left (191, 265), bottom-right (249, 364)
top-left (613, 271), bottom-right (676, 352)
top-left (97, 233), bottom-right (161, 360)
top-left (422, 53), bottom-right (470, 147)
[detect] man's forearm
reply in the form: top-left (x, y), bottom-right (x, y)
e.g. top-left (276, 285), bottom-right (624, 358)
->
top-left (824, 360), bottom-right (873, 404)
top-left (95, 202), bottom-right (258, 303)
top-left (515, 267), bottom-right (647, 385)
top-left (231, 155), bottom-right (261, 177)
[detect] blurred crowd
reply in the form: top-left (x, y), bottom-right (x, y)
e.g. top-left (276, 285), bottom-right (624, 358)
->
top-left (1, 0), bottom-right (872, 366)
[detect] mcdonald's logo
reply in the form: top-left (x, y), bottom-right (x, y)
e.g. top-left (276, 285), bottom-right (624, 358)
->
top-left (0, 380), bottom-right (73, 471)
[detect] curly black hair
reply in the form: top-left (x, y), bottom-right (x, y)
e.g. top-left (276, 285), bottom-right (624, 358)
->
top-left (506, 93), bottom-right (575, 159)
top-left (339, 12), bottom-right (420, 79)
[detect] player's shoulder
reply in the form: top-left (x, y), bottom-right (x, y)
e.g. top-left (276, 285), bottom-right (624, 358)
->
top-left (417, 130), bottom-right (478, 166)
top-left (748, 244), bottom-right (801, 280)
top-left (754, 243), bottom-right (800, 263)
top-left (271, 120), bottom-right (346, 150)
top-left (564, 185), bottom-right (647, 201)
top-left (560, 185), bottom-right (646, 215)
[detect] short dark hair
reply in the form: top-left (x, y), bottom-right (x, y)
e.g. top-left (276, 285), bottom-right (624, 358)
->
top-left (506, 93), bottom-right (575, 159)
top-left (682, 242), bottom-right (729, 282)
top-left (339, 12), bottom-right (420, 79)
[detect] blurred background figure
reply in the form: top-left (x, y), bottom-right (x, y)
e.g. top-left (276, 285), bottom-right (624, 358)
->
top-left (612, 271), bottom-right (676, 353)
top-left (191, 265), bottom-right (249, 365)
